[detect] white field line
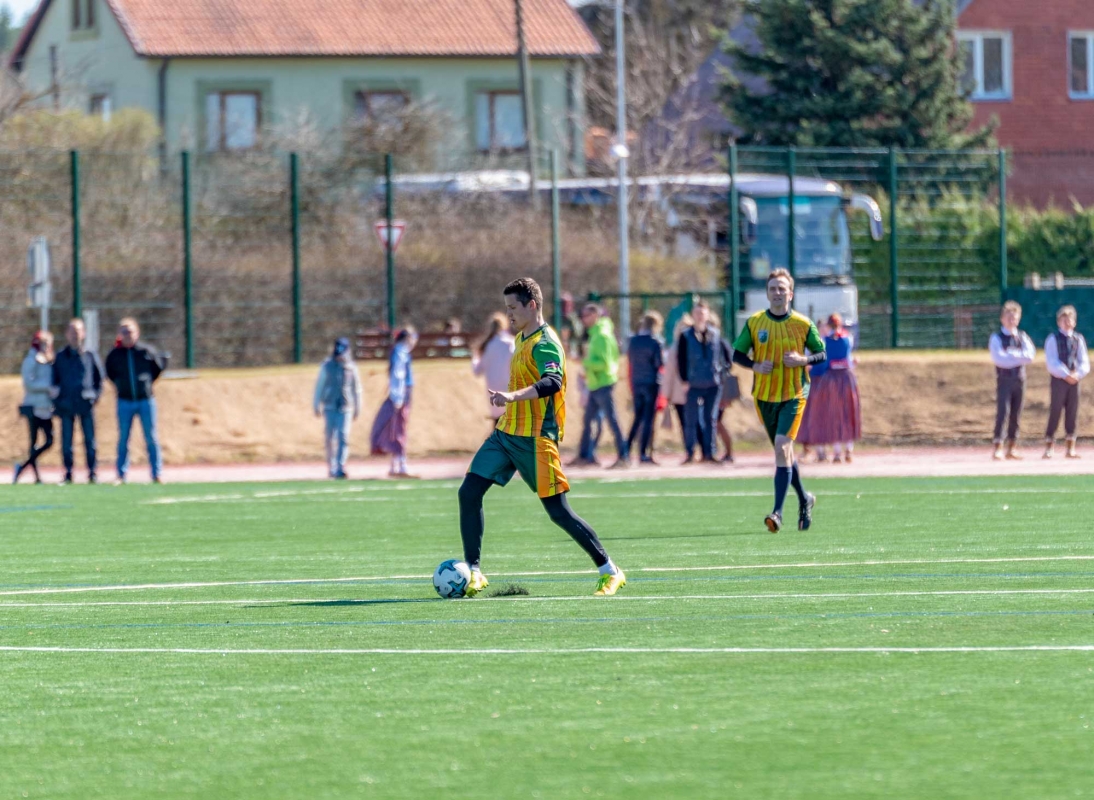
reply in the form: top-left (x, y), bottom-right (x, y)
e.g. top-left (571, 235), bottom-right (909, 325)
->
top-left (3, 554), bottom-right (1094, 597)
top-left (0, 645), bottom-right (1092, 655)
top-left (139, 485), bottom-right (1085, 506)
top-left (3, 587), bottom-right (1094, 608)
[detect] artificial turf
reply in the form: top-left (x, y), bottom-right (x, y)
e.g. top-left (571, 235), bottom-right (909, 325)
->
top-left (0, 474), bottom-right (1091, 798)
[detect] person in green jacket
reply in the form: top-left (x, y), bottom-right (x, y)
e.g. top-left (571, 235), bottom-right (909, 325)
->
top-left (575, 304), bottom-right (627, 468)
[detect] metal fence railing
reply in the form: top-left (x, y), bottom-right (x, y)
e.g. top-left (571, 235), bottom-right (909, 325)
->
top-left (0, 144), bottom-right (1029, 373)
top-left (729, 145), bottom-right (1007, 349)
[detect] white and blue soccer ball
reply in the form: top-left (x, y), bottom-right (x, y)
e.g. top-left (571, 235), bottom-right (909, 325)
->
top-left (433, 559), bottom-right (472, 599)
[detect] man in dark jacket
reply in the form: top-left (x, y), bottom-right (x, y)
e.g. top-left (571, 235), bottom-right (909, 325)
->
top-left (52, 318), bottom-right (104, 484)
top-left (676, 301), bottom-right (726, 464)
top-left (625, 311), bottom-right (664, 464)
top-left (105, 317), bottom-right (168, 484)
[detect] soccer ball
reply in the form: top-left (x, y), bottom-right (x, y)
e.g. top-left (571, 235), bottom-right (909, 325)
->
top-left (433, 559), bottom-right (472, 599)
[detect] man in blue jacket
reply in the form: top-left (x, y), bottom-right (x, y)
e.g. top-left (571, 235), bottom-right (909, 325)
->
top-left (52, 318), bottom-right (104, 484)
top-left (105, 318), bottom-right (168, 484)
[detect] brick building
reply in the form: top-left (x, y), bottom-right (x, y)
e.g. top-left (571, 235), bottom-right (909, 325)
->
top-left (959, 0), bottom-right (1094, 207)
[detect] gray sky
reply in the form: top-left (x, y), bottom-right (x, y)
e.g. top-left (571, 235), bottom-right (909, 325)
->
top-left (6, 0), bottom-right (39, 24)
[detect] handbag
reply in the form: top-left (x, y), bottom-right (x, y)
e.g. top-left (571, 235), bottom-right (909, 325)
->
top-left (722, 373), bottom-right (742, 403)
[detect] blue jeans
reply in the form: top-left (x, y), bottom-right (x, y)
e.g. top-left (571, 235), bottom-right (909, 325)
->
top-left (117, 398), bottom-right (162, 480)
top-left (579, 385), bottom-right (625, 461)
top-left (60, 412), bottom-right (97, 477)
top-left (324, 408), bottom-right (352, 476)
top-left (685, 385), bottom-right (721, 460)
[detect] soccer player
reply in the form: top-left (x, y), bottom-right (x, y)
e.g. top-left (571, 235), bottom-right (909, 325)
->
top-left (457, 278), bottom-right (627, 597)
top-left (732, 269), bottom-right (827, 532)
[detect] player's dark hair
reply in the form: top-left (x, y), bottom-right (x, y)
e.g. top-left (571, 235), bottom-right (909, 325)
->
top-left (504, 278), bottom-right (543, 309)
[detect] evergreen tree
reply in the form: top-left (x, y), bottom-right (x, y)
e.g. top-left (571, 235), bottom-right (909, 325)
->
top-left (721, 0), bottom-right (993, 149)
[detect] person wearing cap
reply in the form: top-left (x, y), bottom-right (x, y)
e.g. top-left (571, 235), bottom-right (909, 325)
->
top-left (314, 337), bottom-right (364, 479)
top-left (14, 330), bottom-right (56, 484)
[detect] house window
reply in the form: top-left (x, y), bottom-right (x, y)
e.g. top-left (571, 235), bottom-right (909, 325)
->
top-left (89, 93), bottom-right (111, 121)
top-left (72, 0), bottom-right (94, 30)
top-left (353, 90), bottom-right (409, 122)
top-left (475, 91), bottom-right (526, 152)
top-left (205, 91), bottom-right (261, 152)
top-left (957, 31), bottom-right (1012, 100)
top-left (1070, 34), bottom-right (1094, 98)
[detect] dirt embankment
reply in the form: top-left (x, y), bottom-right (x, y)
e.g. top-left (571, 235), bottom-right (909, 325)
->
top-left (1, 352), bottom-right (1090, 468)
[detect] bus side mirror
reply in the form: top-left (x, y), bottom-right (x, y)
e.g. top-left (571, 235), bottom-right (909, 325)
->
top-left (740, 197), bottom-right (758, 245)
top-left (850, 194), bottom-right (884, 241)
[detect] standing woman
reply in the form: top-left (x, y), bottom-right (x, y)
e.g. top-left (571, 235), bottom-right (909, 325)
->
top-left (802, 313), bottom-right (861, 463)
top-left (371, 327), bottom-right (419, 477)
top-left (660, 313), bottom-right (697, 452)
top-left (14, 331), bottom-right (56, 484)
top-left (471, 312), bottom-right (515, 423)
top-left (795, 318), bottom-right (832, 461)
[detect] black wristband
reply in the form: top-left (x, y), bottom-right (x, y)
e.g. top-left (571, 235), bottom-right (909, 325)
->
top-left (806, 351), bottom-right (827, 366)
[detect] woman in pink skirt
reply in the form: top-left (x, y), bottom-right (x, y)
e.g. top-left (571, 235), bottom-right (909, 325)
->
top-left (797, 313), bottom-right (861, 463)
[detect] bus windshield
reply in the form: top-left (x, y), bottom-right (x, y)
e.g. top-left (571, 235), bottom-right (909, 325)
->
top-left (747, 196), bottom-right (851, 281)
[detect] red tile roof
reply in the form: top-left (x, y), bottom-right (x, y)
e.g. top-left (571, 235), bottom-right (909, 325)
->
top-left (72, 0), bottom-right (597, 58)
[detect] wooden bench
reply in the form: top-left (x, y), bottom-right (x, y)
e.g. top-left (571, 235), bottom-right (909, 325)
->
top-left (354, 331), bottom-right (475, 360)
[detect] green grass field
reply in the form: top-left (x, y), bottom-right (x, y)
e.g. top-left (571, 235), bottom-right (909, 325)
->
top-left (1, 475), bottom-right (1092, 798)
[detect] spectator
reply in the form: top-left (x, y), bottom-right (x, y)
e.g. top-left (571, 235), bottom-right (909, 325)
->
top-left (677, 301), bottom-right (726, 464)
top-left (810, 313), bottom-right (862, 464)
top-left (52, 318), bottom-right (104, 484)
top-left (576, 304), bottom-right (627, 469)
top-left (105, 318), bottom-right (168, 485)
top-left (314, 337), bottom-right (363, 480)
top-left (559, 292), bottom-right (582, 358)
top-left (371, 327), bottom-right (419, 477)
top-left (14, 331), bottom-right (55, 484)
top-left (797, 318), bottom-right (833, 462)
top-left (625, 311), bottom-right (664, 464)
top-left (1043, 305), bottom-right (1090, 459)
top-left (471, 312), bottom-right (516, 422)
top-left (660, 313), bottom-right (700, 450)
top-left (988, 301), bottom-right (1036, 461)
top-left (716, 348), bottom-right (740, 463)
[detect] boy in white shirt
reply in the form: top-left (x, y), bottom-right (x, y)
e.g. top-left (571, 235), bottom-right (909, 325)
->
top-left (988, 301), bottom-right (1036, 460)
top-left (1043, 305), bottom-right (1091, 459)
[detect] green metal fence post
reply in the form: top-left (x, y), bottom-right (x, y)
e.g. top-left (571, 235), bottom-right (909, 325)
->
top-left (998, 148), bottom-right (1008, 302)
top-left (728, 143), bottom-right (740, 339)
top-left (290, 152), bottom-right (302, 363)
top-left (550, 150), bottom-right (562, 331)
top-left (787, 146), bottom-right (796, 279)
top-left (70, 150), bottom-right (81, 319)
top-left (384, 154), bottom-right (396, 333)
top-left (888, 146), bottom-right (899, 349)
top-left (182, 150), bottom-right (194, 368)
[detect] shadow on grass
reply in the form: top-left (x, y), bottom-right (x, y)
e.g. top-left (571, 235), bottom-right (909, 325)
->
top-left (602, 530), bottom-right (763, 541)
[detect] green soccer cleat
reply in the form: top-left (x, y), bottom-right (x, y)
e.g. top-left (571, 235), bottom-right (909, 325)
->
top-left (464, 570), bottom-right (489, 598)
top-left (798, 493), bottom-right (816, 531)
top-left (764, 511), bottom-right (782, 533)
top-left (594, 571), bottom-right (627, 596)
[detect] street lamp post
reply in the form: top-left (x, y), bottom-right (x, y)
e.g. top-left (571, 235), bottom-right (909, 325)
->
top-left (614, 0), bottom-right (630, 337)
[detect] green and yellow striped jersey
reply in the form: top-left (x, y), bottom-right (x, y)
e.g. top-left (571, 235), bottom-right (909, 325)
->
top-left (496, 325), bottom-right (567, 441)
top-left (733, 310), bottom-right (825, 402)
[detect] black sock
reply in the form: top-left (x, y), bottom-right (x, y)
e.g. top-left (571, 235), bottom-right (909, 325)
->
top-left (542, 493), bottom-right (609, 568)
top-left (773, 467), bottom-right (792, 515)
top-left (458, 474), bottom-right (493, 570)
top-left (790, 463), bottom-right (807, 504)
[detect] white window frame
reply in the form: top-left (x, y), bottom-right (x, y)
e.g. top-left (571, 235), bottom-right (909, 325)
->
top-left (957, 30), bottom-right (1013, 101)
top-left (1069, 31), bottom-right (1094, 100)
